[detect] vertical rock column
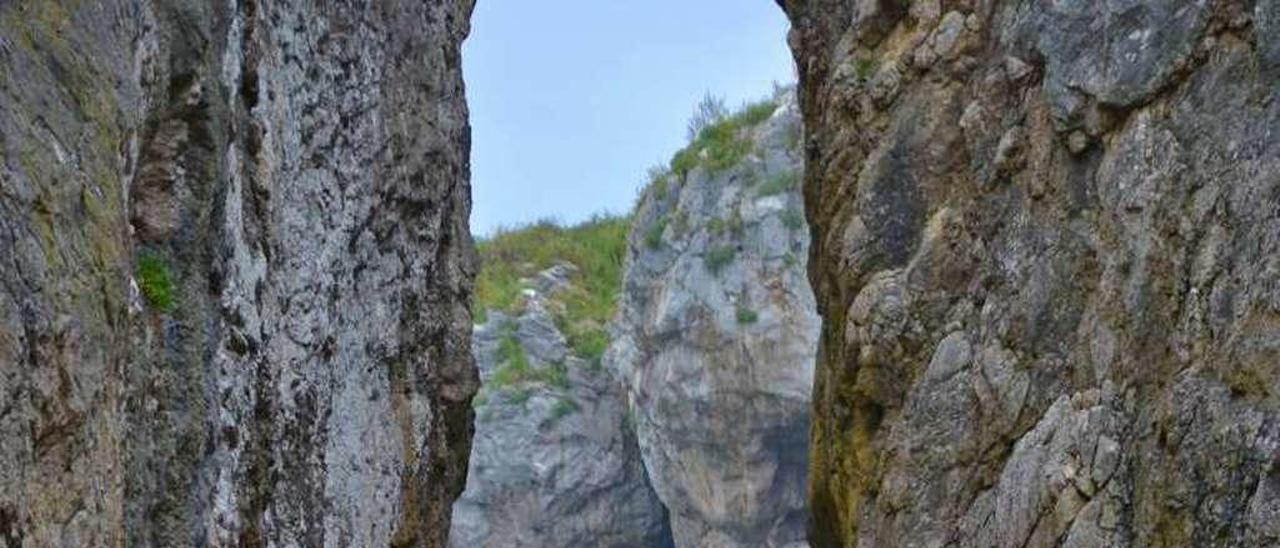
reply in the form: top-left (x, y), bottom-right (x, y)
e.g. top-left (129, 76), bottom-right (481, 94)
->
top-left (0, 1), bottom-right (478, 546)
top-left (782, 0), bottom-right (1280, 546)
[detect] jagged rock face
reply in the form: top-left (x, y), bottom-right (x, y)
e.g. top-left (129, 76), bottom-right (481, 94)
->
top-left (0, 1), bottom-right (477, 546)
top-left (451, 268), bottom-right (673, 548)
top-left (610, 94), bottom-right (818, 548)
top-left (781, 0), bottom-right (1280, 546)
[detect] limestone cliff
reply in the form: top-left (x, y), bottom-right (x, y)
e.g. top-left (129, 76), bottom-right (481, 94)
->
top-left (0, 1), bottom-right (476, 546)
top-left (781, 0), bottom-right (1280, 546)
top-left (451, 262), bottom-right (672, 548)
top-left (609, 90), bottom-right (818, 548)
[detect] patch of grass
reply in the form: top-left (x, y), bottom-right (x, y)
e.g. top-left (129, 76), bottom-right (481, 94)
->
top-left (136, 250), bottom-right (175, 312)
top-left (704, 246), bottom-right (737, 275)
top-left (645, 215), bottom-right (669, 249)
top-left (670, 97), bottom-right (780, 177)
top-left (508, 388), bottom-right (532, 406)
top-left (474, 215), bottom-right (629, 364)
top-left (854, 57), bottom-right (879, 82)
top-left (756, 169), bottom-right (799, 197)
top-left (781, 209), bottom-right (806, 232)
top-left (491, 326), bottom-right (533, 388)
top-left (490, 323), bottom-right (572, 390)
top-left (736, 305), bottom-right (759, 325)
top-left (707, 211), bottom-right (745, 238)
top-left (547, 397), bottom-right (581, 424)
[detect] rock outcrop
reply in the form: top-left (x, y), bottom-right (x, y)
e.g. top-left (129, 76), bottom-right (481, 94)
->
top-left (451, 265), bottom-right (673, 548)
top-left (781, 0), bottom-right (1280, 546)
top-left (0, 1), bottom-right (476, 545)
top-left (610, 91), bottom-right (818, 548)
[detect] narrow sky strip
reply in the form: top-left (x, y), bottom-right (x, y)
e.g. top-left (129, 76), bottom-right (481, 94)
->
top-left (463, 1), bottom-right (796, 236)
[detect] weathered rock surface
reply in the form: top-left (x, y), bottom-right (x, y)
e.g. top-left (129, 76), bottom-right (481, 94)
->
top-left (610, 92), bottom-right (818, 548)
top-left (0, 1), bottom-right (476, 545)
top-left (782, 0), bottom-right (1280, 546)
top-left (451, 267), bottom-right (673, 548)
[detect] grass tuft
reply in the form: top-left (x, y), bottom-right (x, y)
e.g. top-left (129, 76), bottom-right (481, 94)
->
top-left (136, 250), bottom-right (175, 312)
top-left (704, 246), bottom-right (737, 275)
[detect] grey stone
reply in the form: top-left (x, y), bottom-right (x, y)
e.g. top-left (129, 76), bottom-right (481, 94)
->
top-left (0, 1), bottom-right (477, 545)
top-left (609, 91), bottom-right (817, 548)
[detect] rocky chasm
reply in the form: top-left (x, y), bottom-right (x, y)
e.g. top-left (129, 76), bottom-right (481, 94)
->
top-left (3, 1), bottom-right (1280, 547)
top-left (453, 91), bottom-right (818, 548)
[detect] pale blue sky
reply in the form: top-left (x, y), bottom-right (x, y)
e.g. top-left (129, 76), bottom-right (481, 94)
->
top-left (463, 1), bottom-right (796, 236)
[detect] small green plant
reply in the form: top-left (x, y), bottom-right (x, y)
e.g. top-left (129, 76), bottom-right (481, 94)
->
top-left (782, 253), bottom-right (799, 269)
top-left (547, 397), bottom-right (580, 424)
top-left (508, 388), bottom-right (532, 406)
top-left (780, 209), bottom-right (806, 232)
top-left (756, 170), bottom-right (799, 197)
top-left (136, 250), bottom-right (175, 312)
top-left (736, 305), bottom-right (759, 325)
top-left (645, 215), bottom-right (669, 249)
top-left (647, 166), bottom-right (672, 201)
top-left (854, 57), bottom-right (879, 82)
top-left (670, 96), bottom-right (780, 177)
top-left (704, 246), bottom-right (737, 274)
top-left (472, 391), bottom-right (490, 409)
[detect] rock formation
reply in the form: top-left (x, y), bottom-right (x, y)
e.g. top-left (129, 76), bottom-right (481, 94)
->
top-left (781, 0), bottom-right (1280, 546)
top-left (610, 91), bottom-right (818, 548)
top-left (0, 1), bottom-right (476, 545)
top-left (451, 265), bottom-right (673, 548)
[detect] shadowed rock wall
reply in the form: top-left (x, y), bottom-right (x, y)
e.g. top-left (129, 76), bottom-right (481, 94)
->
top-left (781, 0), bottom-right (1280, 546)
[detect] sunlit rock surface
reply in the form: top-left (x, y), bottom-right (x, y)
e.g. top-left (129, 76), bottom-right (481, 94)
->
top-left (609, 91), bottom-right (818, 548)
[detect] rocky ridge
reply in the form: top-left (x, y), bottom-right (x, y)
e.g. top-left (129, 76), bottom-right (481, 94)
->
top-left (450, 262), bottom-right (673, 548)
top-left (609, 89), bottom-right (818, 548)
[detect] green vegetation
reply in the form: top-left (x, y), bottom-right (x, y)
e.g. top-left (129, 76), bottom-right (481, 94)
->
top-left (736, 305), bottom-right (759, 325)
top-left (136, 250), bottom-right (175, 312)
top-left (708, 211), bottom-right (745, 238)
top-left (473, 215), bottom-right (629, 367)
top-left (491, 322), bottom-right (572, 390)
top-left (645, 215), bottom-right (669, 249)
top-left (547, 397), bottom-right (581, 424)
top-left (854, 57), bottom-right (879, 82)
top-left (756, 169), bottom-right (799, 197)
top-left (670, 97), bottom-right (780, 177)
top-left (704, 246), bottom-right (737, 275)
top-left (781, 209), bottom-right (806, 232)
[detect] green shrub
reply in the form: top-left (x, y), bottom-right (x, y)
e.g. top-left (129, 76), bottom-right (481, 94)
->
top-left (756, 169), bottom-right (798, 197)
top-left (736, 305), bottom-right (759, 325)
top-left (704, 246), bottom-right (737, 274)
top-left (136, 250), bottom-right (175, 312)
top-left (670, 97), bottom-right (780, 177)
top-left (644, 216), bottom-right (669, 249)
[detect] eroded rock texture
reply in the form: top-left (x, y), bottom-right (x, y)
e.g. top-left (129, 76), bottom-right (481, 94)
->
top-left (610, 92), bottom-right (819, 548)
top-left (0, 1), bottom-right (476, 546)
top-left (451, 266), bottom-right (673, 548)
top-left (781, 0), bottom-right (1280, 546)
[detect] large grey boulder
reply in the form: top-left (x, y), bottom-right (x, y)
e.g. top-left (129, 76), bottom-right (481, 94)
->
top-left (608, 92), bottom-right (818, 548)
top-left (0, 1), bottom-right (477, 545)
top-left (451, 277), bottom-right (673, 548)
